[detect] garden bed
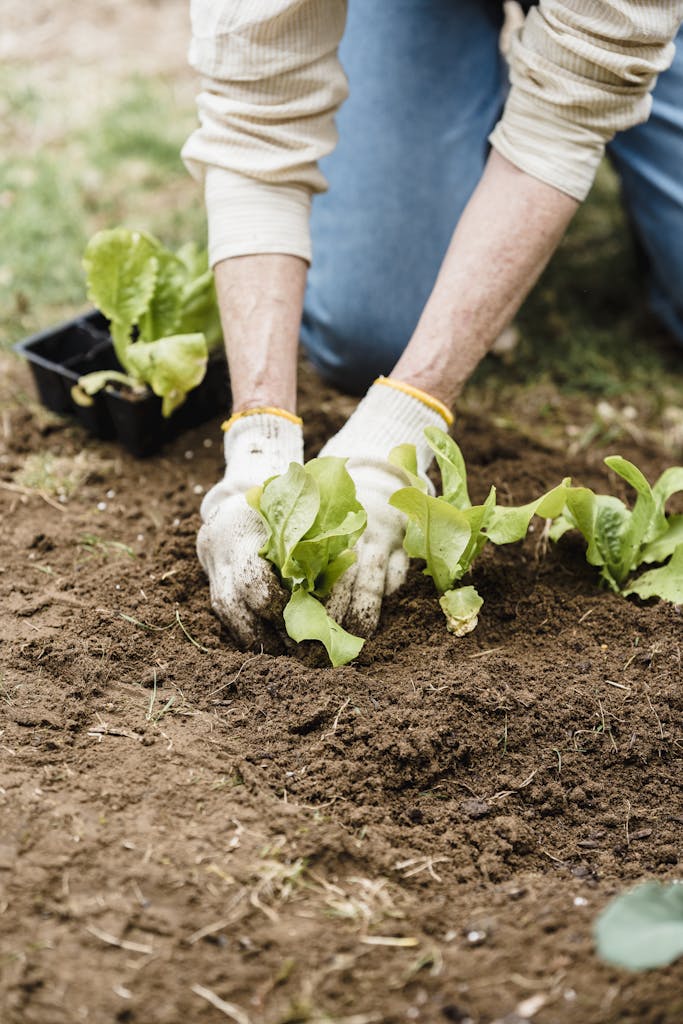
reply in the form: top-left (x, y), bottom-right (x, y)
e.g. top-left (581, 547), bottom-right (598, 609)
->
top-left (1, 350), bottom-right (681, 1024)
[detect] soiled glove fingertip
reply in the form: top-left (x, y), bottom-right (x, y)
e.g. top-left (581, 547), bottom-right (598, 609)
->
top-left (325, 563), bottom-right (357, 625)
top-left (258, 570), bottom-right (289, 624)
top-left (341, 587), bottom-right (384, 638)
top-left (385, 547), bottom-right (410, 596)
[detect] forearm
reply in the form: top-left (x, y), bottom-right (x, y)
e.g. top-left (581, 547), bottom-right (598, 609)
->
top-left (392, 150), bottom-right (578, 408)
top-left (214, 254), bottom-right (307, 414)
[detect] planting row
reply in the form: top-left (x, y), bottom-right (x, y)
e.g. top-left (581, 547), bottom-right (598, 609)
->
top-left (249, 431), bottom-right (682, 666)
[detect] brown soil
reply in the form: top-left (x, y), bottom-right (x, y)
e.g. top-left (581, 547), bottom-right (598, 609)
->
top-left (1, 349), bottom-right (681, 1024)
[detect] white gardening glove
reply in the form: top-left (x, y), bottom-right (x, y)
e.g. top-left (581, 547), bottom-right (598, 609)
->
top-left (197, 410), bottom-right (304, 647)
top-left (320, 378), bottom-right (452, 635)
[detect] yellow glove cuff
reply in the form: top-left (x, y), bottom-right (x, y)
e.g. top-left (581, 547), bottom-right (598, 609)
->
top-left (221, 406), bottom-right (303, 432)
top-left (374, 376), bottom-right (454, 427)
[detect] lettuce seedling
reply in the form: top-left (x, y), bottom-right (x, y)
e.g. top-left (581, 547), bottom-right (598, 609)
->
top-left (550, 457), bottom-right (683, 602)
top-left (595, 881), bottom-right (683, 971)
top-left (389, 428), bottom-right (571, 635)
top-left (74, 228), bottom-right (222, 417)
top-left (247, 457), bottom-right (367, 667)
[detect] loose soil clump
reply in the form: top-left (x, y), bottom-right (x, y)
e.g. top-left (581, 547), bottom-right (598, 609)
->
top-left (1, 353), bottom-right (681, 1024)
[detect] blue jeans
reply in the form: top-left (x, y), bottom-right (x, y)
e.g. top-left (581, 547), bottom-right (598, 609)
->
top-left (301, 0), bottom-right (683, 394)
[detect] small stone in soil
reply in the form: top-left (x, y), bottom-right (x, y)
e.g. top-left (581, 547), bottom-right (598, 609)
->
top-left (460, 798), bottom-right (490, 820)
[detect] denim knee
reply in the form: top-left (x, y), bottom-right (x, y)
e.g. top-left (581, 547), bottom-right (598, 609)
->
top-left (301, 0), bottom-right (506, 393)
top-left (607, 22), bottom-right (683, 346)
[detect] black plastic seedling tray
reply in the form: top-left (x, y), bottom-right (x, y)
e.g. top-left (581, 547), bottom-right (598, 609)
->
top-left (14, 311), bottom-right (230, 457)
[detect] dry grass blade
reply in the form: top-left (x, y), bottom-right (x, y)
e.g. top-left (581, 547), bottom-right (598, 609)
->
top-left (309, 1017), bottom-right (383, 1024)
top-left (191, 984), bottom-right (252, 1024)
top-left (468, 647), bottom-right (504, 659)
top-left (85, 924), bottom-right (153, 955)
top-left (175, 609), bottom-right (210, 653)
top-left (186, 892), bottom-right (247, 945)
top-left (488, 767), bottom-right (539, 802)
top-left (87, 724), bottom-right (143, 742)
top-left (206, 652), bottom-right (264, 698)
top-left (0, 480), bottom-right (66, 512)
top-left (360, 936), bottom-right (419, 947)
top-left (120, 612), bottom-right (175, 632)
top-left (322, 696), bottom-right (352, 739)
top-left (394, 855), bottom-right (449, 882)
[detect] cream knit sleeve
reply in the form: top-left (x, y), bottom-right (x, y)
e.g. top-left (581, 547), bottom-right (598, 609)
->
top-left (181, 0), bottom-right (348, 266)
top-left (490, 1), bottom-right (683, 202)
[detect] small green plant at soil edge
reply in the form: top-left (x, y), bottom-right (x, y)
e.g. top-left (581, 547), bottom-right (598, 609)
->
top-left (389, 427), bottom-right (571, 635)
top-left (550, 456), bottom-right (683, 601)
top-left (595, 881), bottom-right (683, 970)
top-left (74, 227), bottom-right (222, 416)
top-left (247, 457), bottom-right (367, 666)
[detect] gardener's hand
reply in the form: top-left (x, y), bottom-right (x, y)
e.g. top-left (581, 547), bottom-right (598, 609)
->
top-left (320, 378), bottom-right (452, 635)
top-left (197, 410), bottom-right (303, 647)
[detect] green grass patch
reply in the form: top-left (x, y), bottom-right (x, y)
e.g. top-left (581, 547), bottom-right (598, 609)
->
top-left (0, 155), bottom-right (89, 345)
top-left (3, 61), bottom-right (681, 408)
top-left (2, 73), bottom-right (205, 349)
top-left (85, 77), bottom-right (193, 180)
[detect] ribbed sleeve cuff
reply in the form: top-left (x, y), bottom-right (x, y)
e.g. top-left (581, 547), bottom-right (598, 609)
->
top-left (205, 166), bottom-right (313, 267)
top-left (489, 89), bottom-right (607, 203)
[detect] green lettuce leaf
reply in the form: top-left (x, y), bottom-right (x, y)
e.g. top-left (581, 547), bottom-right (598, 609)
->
top-left (175, 241), bottom-right (208, 278)
top-left (250, 457), bottom-right (367, 665)
top-left (137, 247), bottom-right (185, 343)
top-left (554, 456), bottom-right (683, 595)
top-left (313, 549), bottom-right (358, 600)
top-left (622, 544), bottom-right (683, 603)
top-left (652, 466), bottom-right (683, 510)
top-left (456, 487), bottom-right (497, 577)
top-left (176, 268), bottom-right (222, 350)
top-left (293, 509), bottom-right (366, 593)
top-left (390, 429), bottom-right (570, 634)
top-left (389, 444), bottom-right (430, 493)
top-left (257, 462), bottom-right (320, 577)
top-left (485, 479), bottom-right (571, 545)
top-left (424, 426), bottom-right (471, 508)
top-left (75, 369), bottom-right (145, 398)
top-left (284, 588), bottom-right (365, 668)
top-left (595, 882), bottom-right (683, 971)
top-left (439, 586), bottom-right (483, 636)
top-left (125, 333), bottom-right (208, 417)
top-left (640, 515), bottom-right (683, 564)
top-left (563, 489), bottom-right (632, 590)
top-left (83, 228), bottom-right (159, 368)
top-left (605, 455), bottom-right (665, 549)
top-left (389, 488), bottom-right (471, 594)
top-left (83, 227), bottom-right (223, 397)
